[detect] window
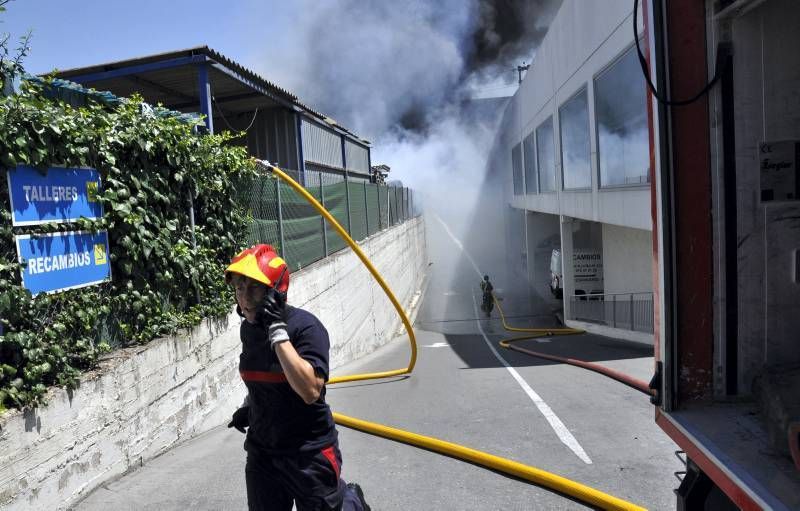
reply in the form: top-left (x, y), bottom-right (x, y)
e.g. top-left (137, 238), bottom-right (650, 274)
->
top-left (523, 132), bottom-right (537, 194)
top-left (511, 143), bottom-right (523, 195)
top-left (559, 88), bottom-right (591, 189)
top-left (595, 45), bottom-right (650, 186)
top-left (536, 117), bottom-right (556, 192)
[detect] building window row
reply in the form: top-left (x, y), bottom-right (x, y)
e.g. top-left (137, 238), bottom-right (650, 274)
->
top-left (511, 44), bottom-right (650, 195)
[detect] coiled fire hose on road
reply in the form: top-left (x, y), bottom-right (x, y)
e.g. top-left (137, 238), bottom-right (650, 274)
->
top-left (263, 161), bottom-right (647, 511)
top-left (492, 296), bottom-right (653, 396)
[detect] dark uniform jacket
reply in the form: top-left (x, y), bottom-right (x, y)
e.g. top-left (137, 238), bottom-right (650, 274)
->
top-left (239, 306), bottom-right (337, 456)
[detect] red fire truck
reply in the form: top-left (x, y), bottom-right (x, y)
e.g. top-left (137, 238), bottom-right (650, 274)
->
top-left (644, 0), bottom-right (800, 509)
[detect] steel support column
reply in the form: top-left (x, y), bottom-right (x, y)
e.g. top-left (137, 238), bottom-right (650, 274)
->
top-left (196, 63), bottom-right (214, 134)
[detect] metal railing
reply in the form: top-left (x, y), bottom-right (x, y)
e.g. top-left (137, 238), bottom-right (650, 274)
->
top-left (569, 292), bottom-right (654, 333)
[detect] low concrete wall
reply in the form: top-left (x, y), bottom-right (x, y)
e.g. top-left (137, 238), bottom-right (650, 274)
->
top-left (0, 317), bottom-right (243, 511)
top-left (0, 216), bottom-right (427, 511)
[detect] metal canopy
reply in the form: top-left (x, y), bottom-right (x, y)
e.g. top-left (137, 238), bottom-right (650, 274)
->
top-left (53, 46), bottom-right (369, 144)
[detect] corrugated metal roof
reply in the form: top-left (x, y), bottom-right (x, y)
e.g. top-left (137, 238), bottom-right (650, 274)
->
top-left (54, 46), bottom-right (370, 145)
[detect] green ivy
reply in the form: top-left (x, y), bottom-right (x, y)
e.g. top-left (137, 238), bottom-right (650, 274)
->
top-left (0, 79), bottom-right (257, 409)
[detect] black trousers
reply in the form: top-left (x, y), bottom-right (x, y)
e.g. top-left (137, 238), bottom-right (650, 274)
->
top-left (245, 442), bottom-right (362, 511)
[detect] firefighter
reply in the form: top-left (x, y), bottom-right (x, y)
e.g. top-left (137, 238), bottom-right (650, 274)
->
top-left (224, 244), bottom-right (370, 511)
top-left (480, 274), bottom-right (494, 317)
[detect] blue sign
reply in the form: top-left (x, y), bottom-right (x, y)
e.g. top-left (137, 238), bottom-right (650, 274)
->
top-left (6, 165), bottom-right (103, 226)
top-left (15, 230), bottom-right (112, 295)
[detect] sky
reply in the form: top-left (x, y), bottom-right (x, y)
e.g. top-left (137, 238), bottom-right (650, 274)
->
top-left (2, 0), bottom-right (560, 187)
top-left (5, 1), bottom-right (254, 71)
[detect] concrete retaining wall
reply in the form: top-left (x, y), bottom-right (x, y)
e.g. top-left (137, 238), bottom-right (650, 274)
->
top-left (293, 216), bottom-right (427, 368)
top-left (0, 216), bottom-right (427, 511)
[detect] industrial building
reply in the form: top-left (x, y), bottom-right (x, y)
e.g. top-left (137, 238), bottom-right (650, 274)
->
top-left (52, 47), bottom-right (419, 272)
top-left (492, 0), bottom-right (654, 343)
top-left (54, 46), bottom-right (373, 184)
top-left (491, 0), bottom-right (800, 506)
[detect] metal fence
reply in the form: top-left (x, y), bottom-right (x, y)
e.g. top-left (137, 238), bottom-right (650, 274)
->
top-left (236, 168), bottom-right (415, 271)
top-left (569, 292), bottom-right (654, 333)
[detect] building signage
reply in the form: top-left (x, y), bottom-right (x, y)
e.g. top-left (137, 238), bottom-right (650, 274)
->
top-left (6, 165), bottom-right (103, 226)
top-left (759, 141), bottom-right (800, 202)
top-left (573, 249), bottom-right (604, 289)
top-left (15, 230), bottom-right (112, 295)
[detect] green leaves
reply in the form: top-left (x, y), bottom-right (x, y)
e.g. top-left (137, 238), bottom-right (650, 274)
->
top-left (0, 81), bottom-right (248, 410)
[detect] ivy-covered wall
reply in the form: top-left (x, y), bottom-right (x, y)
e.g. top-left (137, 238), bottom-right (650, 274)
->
top-left (0, 79), bottom-right (257, 411)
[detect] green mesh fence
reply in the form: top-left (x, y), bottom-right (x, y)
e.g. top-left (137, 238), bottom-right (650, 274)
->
top-left (397, 187), bottom-right (403, 223)
top-left (378, 185), bottom-right (388, 229)
top-left (237, 170), bottom-right (281, 250)
top-left (235, 168), bottom-right (412, 272)
top-left (347, 180), bottom-right (368, 241)
top-left (281, 170), bottom-right (325, 270)
top-left (366, 183), bottom-right (379, 236)
top-left (385, 186), bottom-right (393, 226)
top-left (321, 172), bottom-right (348, 254)
top-left (386, 186), bottom-right (394, 226)
top-left (397, 187), bottom-right (402, 223)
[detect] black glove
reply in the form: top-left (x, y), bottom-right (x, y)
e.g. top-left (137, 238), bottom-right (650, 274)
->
top-left (258, 287), bottom-right (287, 327)
top-left (228, 406), bottom-right (249, 434)
top-left (262, 288), bottom-right (291, 351)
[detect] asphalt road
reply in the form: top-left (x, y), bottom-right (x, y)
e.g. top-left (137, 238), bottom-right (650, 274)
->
top-left (75, 217), bottom-right (682, 510)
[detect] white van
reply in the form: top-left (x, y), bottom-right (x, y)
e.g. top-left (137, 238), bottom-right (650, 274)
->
top-left (549, 248), bottom-right (604, 298)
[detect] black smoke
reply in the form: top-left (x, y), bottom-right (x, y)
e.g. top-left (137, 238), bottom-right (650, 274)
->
top-left (261, 0), bottom-right (561, 139)
top-left (471, 0), bottom-right (555, 72)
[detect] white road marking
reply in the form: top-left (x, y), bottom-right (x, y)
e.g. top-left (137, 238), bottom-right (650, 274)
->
top-left (472, 294), bottom-right (592, 464)
top-left (433, 214), bottom-right (483, 276)
top-left (422, 342), bottom-right (450, 348)
top-left (433, 212), bottom-right (591, 464)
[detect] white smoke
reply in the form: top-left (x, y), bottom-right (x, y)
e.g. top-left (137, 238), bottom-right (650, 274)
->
top-left (372, 105), bottom-right (497, 204)
top-left (254, 0), bottom-right (561, 292)
top-left (258, 0), bottom-right (476, 139)
top-left (256, 1), bottom-right (559, 135)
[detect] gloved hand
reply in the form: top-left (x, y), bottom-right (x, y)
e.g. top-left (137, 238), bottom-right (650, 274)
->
top-left (228, 406), bottom-right (249, 434)
top-left (260, 288), bottom-right (290, 351)
top-left (259, 287), bottom-right (288, 325)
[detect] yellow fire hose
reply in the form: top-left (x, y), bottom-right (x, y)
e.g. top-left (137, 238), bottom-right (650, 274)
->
top-left (267, 164), bottom-right (417, 384)
top-left (263, 161), bottom-right (647, 511)
top-left (492, 296), bottom-right (654, 396)
top-left (335, 413), bottom-right (648, 511)
top-left (492, 293), bottom-right (584, 341)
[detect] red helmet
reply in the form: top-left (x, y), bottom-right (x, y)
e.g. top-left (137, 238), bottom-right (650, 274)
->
top-left (224, 244), bottom-right (290, 293)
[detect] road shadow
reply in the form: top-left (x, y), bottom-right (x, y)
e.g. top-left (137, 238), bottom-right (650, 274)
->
top-left (441, 331), bottom-right (652, 370)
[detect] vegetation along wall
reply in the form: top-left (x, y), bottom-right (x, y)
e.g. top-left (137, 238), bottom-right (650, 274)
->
top-left (0, 77), bottom-right (256, 413)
